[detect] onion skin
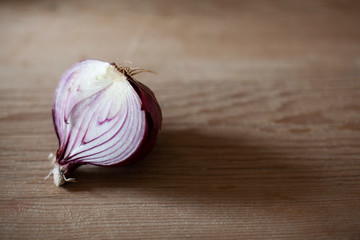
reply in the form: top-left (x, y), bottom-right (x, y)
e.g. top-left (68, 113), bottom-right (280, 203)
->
top-left (118, 72), bottom-right (162, 166)
top-left (49, 60), bottom-right (162, 186)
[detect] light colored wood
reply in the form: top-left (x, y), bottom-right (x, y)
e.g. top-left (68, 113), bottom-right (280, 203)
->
top-left (1, 0), bottom-right (360, 239)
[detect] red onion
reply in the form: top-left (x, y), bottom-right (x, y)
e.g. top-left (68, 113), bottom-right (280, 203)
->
top-left (46, 60), bottom-right (162, 186)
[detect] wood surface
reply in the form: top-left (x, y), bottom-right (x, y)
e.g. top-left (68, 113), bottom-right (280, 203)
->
top-left (1, 0), bottom-right (360, 239)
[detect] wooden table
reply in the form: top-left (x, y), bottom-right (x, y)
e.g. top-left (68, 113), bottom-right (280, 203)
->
top-left (1, 1), bottom-right (359, 239)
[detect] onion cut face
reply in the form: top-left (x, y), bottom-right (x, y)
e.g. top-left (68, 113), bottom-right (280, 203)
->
top-left (48, 60), bottom-right (162, 186)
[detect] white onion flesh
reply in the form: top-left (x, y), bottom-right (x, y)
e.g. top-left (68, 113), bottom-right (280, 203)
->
top-left (53, 60), bottom-right (146, 167)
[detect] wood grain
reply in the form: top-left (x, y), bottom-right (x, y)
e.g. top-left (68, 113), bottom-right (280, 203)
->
top-left (1, 0), bottom-right (360, 239)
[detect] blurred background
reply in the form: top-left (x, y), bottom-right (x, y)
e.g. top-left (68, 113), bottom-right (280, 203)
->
top-left (1, 0), bottom-right (360, 239)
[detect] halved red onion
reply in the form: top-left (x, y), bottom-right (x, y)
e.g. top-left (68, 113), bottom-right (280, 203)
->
top-left (47, 60), bottom-right (162, 186)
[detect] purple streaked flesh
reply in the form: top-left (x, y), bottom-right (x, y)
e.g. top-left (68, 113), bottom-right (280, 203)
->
top-left (48, 60), bottom-right (162, 186)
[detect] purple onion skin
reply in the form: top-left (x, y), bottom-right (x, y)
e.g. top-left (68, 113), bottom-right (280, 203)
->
top-left (51, 60), bottom-right (162, 181)
top-left (121, 75), bottom-right (162, 165)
